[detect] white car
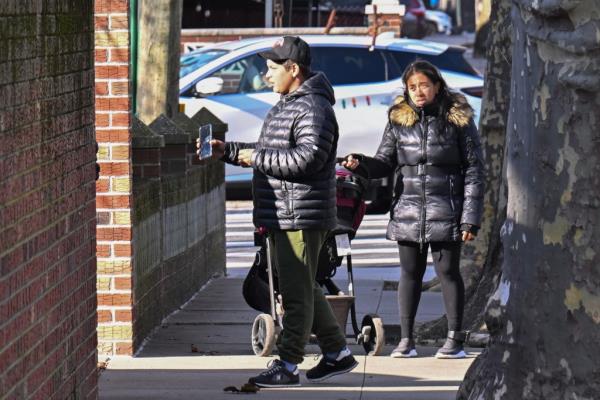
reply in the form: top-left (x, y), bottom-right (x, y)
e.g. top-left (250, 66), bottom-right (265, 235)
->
top-left (179, 34), bottom-right (483, 204)
top-left (425, 10), bottom-right (453, 35)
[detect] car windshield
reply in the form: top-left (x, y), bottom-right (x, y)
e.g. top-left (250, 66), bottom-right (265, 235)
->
top-left (180, 49), bottom-right (229, 78)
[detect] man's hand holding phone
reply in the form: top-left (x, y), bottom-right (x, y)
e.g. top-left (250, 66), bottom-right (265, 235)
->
top-left (196, 137), bottom-right (225, 160)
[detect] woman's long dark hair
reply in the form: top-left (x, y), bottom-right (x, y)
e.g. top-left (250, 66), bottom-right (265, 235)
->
top-left (401, 59), bottom-right (453, 114)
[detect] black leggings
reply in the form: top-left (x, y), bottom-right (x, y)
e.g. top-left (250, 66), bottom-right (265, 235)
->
top-left (397, 241), bottom-right (464, 338)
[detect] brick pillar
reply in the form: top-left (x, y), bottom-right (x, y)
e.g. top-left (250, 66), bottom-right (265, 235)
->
top-left (94, 0), bottom-right (135, 357)
top-left (365, 0), bottom-right (405, 37)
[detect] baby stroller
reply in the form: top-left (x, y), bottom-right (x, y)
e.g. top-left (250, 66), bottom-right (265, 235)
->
top-left (242, 165), bottom-right (385, 357)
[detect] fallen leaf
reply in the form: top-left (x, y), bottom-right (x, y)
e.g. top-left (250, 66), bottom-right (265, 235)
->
top-left (223, 383), bottom-right (260, 394)
top-left (240, 383), bottom-right (259, 393)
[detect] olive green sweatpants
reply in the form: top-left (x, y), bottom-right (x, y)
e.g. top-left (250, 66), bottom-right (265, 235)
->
top-left (270, 229), bottom-right (347, 365)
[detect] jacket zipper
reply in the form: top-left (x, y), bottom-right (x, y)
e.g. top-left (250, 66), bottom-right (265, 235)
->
top-left (419, 111), bottom-right (427, 249)
top-left (282, 180), bottom-right (291, 215)
top-left (449, 176), bottom-right (456, 212)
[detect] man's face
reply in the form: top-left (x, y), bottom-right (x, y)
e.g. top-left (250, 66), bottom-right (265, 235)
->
top-left (265, 59), bottom-right (294, 94)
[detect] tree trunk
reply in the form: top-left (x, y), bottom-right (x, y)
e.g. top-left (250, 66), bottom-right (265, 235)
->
top-left (416, 0), bottom-right (512, 341)
top-left (137, 0), bottom-right (183, 124)
top-left (460, 1), bottom-right (600, 398)
top-left (458, 0), bottom-right (512, 333)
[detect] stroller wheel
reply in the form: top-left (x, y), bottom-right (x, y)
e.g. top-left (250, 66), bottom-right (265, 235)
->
top-left (360, 314), bottom-right (385, 356)
top-left (251, 314), bottom-right (276, 356)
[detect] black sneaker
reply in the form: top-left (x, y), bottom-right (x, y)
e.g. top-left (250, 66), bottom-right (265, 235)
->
top-left (435, 331), bottom-right (467, 359)
top-left (248, 359), bottom-right (300, 388)
top-left (306, 352), bottom-right (358, 382)
top-left (390, 338), bottom-right (417, 358)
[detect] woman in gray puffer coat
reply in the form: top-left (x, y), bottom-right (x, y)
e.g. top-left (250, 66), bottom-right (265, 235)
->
top-left (342, 60), bottom-right (484, 359)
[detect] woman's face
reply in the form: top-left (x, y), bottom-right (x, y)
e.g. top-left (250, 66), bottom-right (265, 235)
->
top-left (406, 72), bottom-right (440, 108)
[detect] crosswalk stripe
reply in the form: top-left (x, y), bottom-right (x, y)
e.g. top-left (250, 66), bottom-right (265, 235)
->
top-left (225, 206), bottom-right (419, 268)
top-left (226, 258), bottom-right (402, 268)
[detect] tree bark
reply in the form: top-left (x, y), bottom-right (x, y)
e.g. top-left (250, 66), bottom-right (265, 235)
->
top-left (458, 0), bottom-right (512, 333)
top-left (416, 0), bottom-right (512, 341)
top-left (460, 1), bottom-right (600, 398)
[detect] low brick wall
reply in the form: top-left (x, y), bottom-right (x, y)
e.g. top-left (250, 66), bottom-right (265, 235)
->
top-left (129, 110), bottom-right (227, 351)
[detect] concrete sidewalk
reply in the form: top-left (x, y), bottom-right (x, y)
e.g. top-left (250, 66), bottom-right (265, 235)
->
top-left (99, 275), bottom-right (480, 399)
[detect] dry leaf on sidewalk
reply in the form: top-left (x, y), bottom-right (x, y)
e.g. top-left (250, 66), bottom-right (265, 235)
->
top-left (223, 383), bottom-right (260, 394)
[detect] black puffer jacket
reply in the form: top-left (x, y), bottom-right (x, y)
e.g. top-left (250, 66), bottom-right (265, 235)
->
top-left (358, 94), bottom-right (484, 243)
top-left (224, 72), bottom-right (339, 230)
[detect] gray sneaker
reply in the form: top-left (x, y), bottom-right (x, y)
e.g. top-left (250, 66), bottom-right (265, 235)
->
top-left (435, 331), bottom-right (467, 359)
top-left (390, 338), bottom-right (417, 358)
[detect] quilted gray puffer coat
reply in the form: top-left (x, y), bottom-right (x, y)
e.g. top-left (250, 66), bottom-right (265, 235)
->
top-left (223, 72), bottom-right (338, 230)
top-left (358, 94), bottom-right (484, 243)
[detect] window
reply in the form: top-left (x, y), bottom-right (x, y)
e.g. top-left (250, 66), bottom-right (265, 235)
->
top-left (180, 49), bottom-right (228, 78)
top-left (385, 48), bottom-right (479, 78)
top-left (186, 53), bottom-right (269, 97)
top-left (310, 47), bottom-right (387, 85)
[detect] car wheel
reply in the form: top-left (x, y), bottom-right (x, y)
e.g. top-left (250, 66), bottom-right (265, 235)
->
top-left (426, 21), bottom-right (438, 36)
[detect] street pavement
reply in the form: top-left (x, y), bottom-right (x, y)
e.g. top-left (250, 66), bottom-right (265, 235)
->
top-left (225, 201), bottom-right (437, 281)
top-left (428, 32), bottom-right (487, 74)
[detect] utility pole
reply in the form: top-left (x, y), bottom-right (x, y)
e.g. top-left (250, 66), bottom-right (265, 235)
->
top-left (265, 0), bottom-right (273, 27)
top-left (456, 0), bottom-right (462, 31)
top-left (316, 0), bottom-right (321, 26)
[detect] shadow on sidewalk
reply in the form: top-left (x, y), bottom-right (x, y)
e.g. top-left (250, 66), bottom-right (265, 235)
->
top-left (99, 277), bottom-right (479, 400)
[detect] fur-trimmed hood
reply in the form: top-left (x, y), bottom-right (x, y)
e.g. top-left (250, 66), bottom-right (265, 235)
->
top-left (389, 93), bottom-right (474, 128)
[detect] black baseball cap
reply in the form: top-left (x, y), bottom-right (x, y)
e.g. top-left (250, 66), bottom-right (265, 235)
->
top-left (259, 36), bottom-right (311, 67)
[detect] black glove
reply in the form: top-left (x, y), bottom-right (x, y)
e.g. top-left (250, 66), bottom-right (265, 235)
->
top-left (460, 223), bottom-right (479, 236)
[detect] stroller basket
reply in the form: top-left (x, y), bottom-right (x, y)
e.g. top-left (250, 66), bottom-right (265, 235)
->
top-left (326, 294), bottom-right (355, 330)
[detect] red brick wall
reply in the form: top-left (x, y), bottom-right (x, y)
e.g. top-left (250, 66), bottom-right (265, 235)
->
top-left (0, 2), bottom-right (98, 399)
top-left (94, 0), bottom-right (135, 356)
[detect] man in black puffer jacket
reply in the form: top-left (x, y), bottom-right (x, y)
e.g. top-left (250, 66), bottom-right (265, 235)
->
top-left (205, 36), bottom-right (357, 388)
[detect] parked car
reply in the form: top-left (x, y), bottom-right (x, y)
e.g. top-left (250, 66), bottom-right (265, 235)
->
top-left (400, 0), bottom-right (427, 38)
top-left (425, 9), bottom-right (453, 35)
top-left (179, 34), bottom-right (484, 207)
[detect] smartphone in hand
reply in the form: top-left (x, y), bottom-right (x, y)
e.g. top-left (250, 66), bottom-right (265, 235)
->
top-left (198, 124), bottom-right (212, 160)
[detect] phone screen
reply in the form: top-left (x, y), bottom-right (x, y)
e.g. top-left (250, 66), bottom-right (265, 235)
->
top-left (199, 124), bottom-right (212, 160)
